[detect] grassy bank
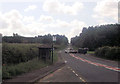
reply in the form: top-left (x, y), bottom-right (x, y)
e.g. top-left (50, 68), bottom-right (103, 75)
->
top-left (2, 58), bottom-right (50, 79)
top-left (53, 44), bottom-right (67, 63)
top-left (2, 43), bottom-right (67, 79)
top-left (2, 43), bottom-right (46, 79)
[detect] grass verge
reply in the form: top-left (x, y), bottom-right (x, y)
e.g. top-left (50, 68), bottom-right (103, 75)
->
top-left (2, 44), bottom-right (67, 79)
top-left (2, 58), bottom-right (50, 79)
top-left (87, 51), bottom-right (95, 54)
top-left (53, 44), bottom-right (67, 63)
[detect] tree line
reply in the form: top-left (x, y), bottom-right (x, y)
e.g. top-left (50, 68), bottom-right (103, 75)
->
top-left (3, 34), bottom-right (68, 45)
top-left (71, 24), bottom-right (120, 50)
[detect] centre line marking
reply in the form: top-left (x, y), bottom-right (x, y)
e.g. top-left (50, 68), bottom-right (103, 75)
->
top-left (72, 70), bottom-right (75, 73)
top-left (75, 73), bottom-right (79, 76)
top-left (68, 66), bottom-right (87, 82)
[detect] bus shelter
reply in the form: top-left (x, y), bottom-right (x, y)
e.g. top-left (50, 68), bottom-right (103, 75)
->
top-left (38, 45), bottom-right (52, 62)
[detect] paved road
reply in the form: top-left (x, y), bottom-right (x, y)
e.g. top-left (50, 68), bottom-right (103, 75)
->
top-left (38, 48), bottom-right (119, 83)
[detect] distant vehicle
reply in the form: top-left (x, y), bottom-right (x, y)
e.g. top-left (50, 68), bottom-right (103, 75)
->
top-left (78, 48), bottom-right (88, 54)
top-left (65, 49), bottom-right (69, 53)
top-left (65, 48), bottom-right (77, 53)
top-left (69, 50), bottom-right (77, 53)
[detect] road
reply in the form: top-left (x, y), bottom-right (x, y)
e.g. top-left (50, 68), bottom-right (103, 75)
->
top-left (37, 48), bottom-right (120, 83)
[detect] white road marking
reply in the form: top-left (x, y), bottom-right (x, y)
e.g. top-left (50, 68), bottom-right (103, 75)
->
top-left (72, 70), bottom-right (75, 73)
top-left (64, 60), bottom-right (67, 63)
top-left (75, 73), bottom-right (79, 76)
top-left (68, 66), bottom-right (87, 82)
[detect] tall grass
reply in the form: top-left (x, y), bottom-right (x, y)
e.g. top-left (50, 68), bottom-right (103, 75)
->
top-left (2, 43), bottom-right (47, 79)
top-left (2, 58), bottom-right (50, 79)
top-left (2, 43), bottom-right (41, 65)
top-left (2, 43), bottom-right (66, 79)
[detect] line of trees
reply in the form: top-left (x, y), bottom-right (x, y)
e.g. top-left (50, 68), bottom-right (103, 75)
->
top-left (3, 34), bottom-right (68, 45)
top-left (71, 24), bottom-right (120, 50)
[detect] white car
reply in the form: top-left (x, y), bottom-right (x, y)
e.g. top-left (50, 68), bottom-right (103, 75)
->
top-left (65, 49), bottom-right (69, 53)
top-left (65, 48), bottom-right (77, 53)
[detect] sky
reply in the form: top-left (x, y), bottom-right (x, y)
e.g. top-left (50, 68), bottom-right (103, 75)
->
top-left (0, 0), bottom-right (118, 41)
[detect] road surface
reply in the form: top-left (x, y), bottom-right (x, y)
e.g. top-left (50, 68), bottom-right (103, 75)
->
top-left (37, 48), bottom-right (120, 83)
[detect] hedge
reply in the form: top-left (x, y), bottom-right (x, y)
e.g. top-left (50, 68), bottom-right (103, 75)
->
top-left (2, 43), bottom-right (39, 65)
top-left (95, 46), bottom-right (120, 60)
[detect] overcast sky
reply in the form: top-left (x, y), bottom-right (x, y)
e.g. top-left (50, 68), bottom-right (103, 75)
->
top-left (0, 0), bottom-right (118, 41)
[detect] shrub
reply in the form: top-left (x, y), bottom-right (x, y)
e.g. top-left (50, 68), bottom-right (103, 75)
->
top-left (2, 43), bottom-right (39, 65)
top-left (95, 46), bottom-right (120, 60)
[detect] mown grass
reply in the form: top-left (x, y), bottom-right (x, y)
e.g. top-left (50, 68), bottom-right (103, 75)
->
top-left (87, 51), bottom-right (95, 54)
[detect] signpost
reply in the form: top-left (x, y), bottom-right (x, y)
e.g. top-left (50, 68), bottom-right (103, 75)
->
top-left (52, 36), bottom-right (56, 63)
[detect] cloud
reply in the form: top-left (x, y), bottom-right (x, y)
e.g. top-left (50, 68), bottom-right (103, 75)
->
top-left (43, 0), bottom-right (83, 15)
top-left (0, 10), bottom-right (23, 30)
top-left (23, 16), bottom-right (35, 23)
top-left (24, 5), bottom-right (37, 12)
top-left (0, 14), bottom-right (10, 29)
top-left (56, 20), bottom-right (69, 28)
top-left (68, 20), bottom-right (86, 40)
top-left (93, 0), bottom-right (118, 24)
top-left (39, 15), bottom-right (54, 22)
top-left (5, 9), bottom-right (23, 19)
top-left (0, 9), bottom-right (45, 36)
top-left (0, 9), bottom-right (86, 41)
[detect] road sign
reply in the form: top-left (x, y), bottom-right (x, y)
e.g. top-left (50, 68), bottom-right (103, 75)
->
top-left (53, 36), bottom-right (56, 42)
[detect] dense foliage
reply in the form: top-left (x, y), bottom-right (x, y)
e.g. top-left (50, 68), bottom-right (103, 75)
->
top-left (71, 24), bottom-right (120, 50)
top-left (2, 43), bottom-right (39, 65)
top-left (3, 34), bottom-right (68, 45)
top-left (95, 46), bottom-right (120, 60)
top-left (2, 43), bottom-right (66, 79)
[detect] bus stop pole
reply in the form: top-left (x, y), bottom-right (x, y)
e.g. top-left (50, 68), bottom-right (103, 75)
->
top-left (52, 42), bottom-right (53, 63)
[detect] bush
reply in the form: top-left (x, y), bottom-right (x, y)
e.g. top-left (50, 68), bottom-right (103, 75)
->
top-left (95, 46), bottom-right (120, 60)
top-left (2, 43), bottom-right (60, 79)
top-left (2, 43), bottom-right (39, 65)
